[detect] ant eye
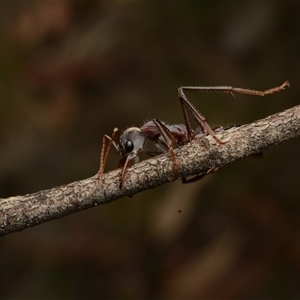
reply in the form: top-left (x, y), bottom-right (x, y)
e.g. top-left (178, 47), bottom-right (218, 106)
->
top-left (125, 140), bottom-right (134, 153)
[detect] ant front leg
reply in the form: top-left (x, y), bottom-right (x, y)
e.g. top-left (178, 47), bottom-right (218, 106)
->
top-left (98, 128), bottom-right (120, 185)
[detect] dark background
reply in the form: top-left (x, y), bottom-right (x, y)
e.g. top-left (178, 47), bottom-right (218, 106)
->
top-left (0, 2), bottom-right (299, 299)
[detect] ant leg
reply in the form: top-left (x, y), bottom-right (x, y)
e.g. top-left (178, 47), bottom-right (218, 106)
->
top-left (182, 166), bottom-right (219, 184)
top-left (228, 80), bottom-right (290, 96)
top-left (178, 81), bottom-right (289, 144)
top-left (153, 119), bottom-right (179, 181)
top-left (178, 88), bottom-right (224, 145)
top-left (99, 135), bottom-right (109, 184)
top-left (98, 128), bottom-right (120, 185)
top-left (179, 81), bottom-right (289, 97)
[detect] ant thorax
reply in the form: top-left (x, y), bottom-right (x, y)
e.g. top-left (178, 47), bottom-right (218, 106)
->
top-left (141, 120), bottom-right (190, 147)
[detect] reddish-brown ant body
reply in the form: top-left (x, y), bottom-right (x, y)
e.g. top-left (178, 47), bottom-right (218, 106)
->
top-left (98, 81), bottom-right (289, 188)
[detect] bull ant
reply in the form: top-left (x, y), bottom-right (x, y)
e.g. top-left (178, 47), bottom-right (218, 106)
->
top-left (98, 81), bottom-right (289, 188)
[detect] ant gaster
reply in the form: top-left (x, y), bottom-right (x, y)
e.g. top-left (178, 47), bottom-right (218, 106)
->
top-left (98, 81), bottom-right (290, 188)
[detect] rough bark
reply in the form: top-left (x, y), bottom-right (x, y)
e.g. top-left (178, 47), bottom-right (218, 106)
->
top-left (1, 104), bottom-right (300, 236)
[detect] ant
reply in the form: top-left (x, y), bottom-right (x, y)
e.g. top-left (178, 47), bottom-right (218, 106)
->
top-left (98, 81), bottom-right (289, 188)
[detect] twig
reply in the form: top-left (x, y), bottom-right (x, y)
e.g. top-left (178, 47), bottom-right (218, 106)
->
top-left (1, 104), bottom-right (300, 236)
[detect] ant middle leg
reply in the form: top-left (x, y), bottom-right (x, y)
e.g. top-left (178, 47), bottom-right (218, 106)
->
top-left (178, 88), bottom-right (224, 145)
top-left (153, 119), bottom-right (179, 181)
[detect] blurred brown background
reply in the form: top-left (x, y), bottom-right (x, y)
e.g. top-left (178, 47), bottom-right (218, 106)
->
top-left (0, 2), bottom-right (299, 299)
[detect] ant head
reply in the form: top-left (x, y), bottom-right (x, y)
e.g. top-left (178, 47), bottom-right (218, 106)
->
top-left (118, 127), bottom-right (147, 186)
top-left (120, 127), bottom-right (147, 160)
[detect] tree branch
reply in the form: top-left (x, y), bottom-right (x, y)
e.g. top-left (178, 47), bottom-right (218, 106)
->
top-left (1, 104), bottom-right (300, 236)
